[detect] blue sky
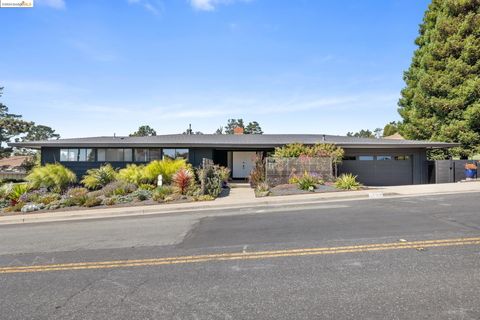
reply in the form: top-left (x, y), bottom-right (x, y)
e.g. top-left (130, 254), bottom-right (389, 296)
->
top-left (0, 0), bottom-right (430, 138)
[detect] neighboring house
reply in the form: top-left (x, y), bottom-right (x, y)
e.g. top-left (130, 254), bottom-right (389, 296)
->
top-left (0, 156), bottom-right (29, 172)
top-left (9, 133), bottom-right (457, 186)
top-left (0, 155), bottom-right (30, 181)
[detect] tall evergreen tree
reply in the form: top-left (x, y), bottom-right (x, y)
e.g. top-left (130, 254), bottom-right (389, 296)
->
top-left (130, 125), bottom-right (157, 137)
top-left (398, 0), bottom-right (480, 158)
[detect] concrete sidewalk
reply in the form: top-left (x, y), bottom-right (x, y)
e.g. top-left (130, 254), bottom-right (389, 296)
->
top-left (0, 182), bottom-right (479, 225)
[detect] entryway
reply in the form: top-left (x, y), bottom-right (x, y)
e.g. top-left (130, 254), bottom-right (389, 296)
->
top-left (232, 151), bottom-right (256, 179)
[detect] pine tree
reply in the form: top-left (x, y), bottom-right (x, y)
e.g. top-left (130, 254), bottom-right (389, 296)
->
top-left (398, 0), bottom-right (480, 158)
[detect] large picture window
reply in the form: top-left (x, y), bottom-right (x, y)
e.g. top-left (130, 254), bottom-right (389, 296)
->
top-left (163, 148), bottom-right (189, 160)
top-left (60, 148), bottom-right (94, 162)
top-left (134, 149), bottom-right (149, 162)
top-left (97, 149), bottom-right (133, 162)
top-left (149, 149), bottom-right (162, 161)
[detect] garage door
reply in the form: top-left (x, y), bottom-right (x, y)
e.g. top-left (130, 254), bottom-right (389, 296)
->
top-left (338, 155), bottom-right (413, 186)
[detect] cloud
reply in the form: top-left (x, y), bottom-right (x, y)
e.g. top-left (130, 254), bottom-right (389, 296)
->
top-left (36, 0), bottom-right (65, 9)
top-left (127, 0), bottom-right (163, 16)
top-left (189, 0), bottom-right (251, 11)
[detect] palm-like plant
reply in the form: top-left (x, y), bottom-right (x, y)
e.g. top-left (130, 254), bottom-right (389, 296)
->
top-left (81, 164), bottom-right (117, 190)
top-left (144, 159), bottom-right (188, 184)
top-left (172, 168), bottom-right (193, 195)
top-left (26, 164), bottom-right (77, 192)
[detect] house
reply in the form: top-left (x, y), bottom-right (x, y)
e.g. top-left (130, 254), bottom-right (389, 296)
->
top-left (0, 155), bottom-right (31, 181)
top-left (9, 134), bottom-right (457, 186)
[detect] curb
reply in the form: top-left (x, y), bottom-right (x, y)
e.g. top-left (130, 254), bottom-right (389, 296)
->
top-left (0, 189), bottom-right (479, 226)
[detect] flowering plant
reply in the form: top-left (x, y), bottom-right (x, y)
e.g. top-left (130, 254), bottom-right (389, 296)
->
top-left (465, 163), bottom-right (477, 170)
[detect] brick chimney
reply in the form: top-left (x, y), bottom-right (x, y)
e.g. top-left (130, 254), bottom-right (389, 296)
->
top-left (233, 126), bottom-right (244, 135)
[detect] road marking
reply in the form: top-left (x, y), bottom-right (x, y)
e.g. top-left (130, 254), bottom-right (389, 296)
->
top-left (1, 237), bottom-right (479, 274)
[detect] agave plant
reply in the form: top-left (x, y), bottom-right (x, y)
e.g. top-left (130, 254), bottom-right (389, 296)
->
top-left (81, 164), bottom-right (117, 190)
top-left (335, 173), bottom-right (362, 190)
top-left (172, 168), bottom-right (194, 195)
top-left (26, 164), bottom-right (77, 192)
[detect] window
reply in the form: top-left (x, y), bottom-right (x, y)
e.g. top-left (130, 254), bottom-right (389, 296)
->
top-left (358, 156), bottom-right (374, 161)
top-left (175, 149), bottom-right (189, 159)
top-left (149, 149), bottom-right (162, 161)
top-left (163, 148), bottom-right (189, 160)
top-left (97, 149), bottom-right (133, 162)
top-left (343, 156), bottom-right (356, 161)
top-left (60, 148), bottom-right (94, 162)
top-left (394, 155), bottom-right (411, 161)
top-left (377, 155), bottom-right (392, 161)
top-left (78, 149), bottom-right (95, 161)
top-left (134, 149), bottom-right (149, 162)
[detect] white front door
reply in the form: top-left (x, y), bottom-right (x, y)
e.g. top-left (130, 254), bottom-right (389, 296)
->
top-left (232, 152), bottom-right (256, 179)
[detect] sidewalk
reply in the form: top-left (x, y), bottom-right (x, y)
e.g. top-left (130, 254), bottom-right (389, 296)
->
top-left (0, 182), bottom-right (479, 225)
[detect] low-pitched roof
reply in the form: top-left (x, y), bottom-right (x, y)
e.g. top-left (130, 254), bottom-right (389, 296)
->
top-left (9, 134), bottom-right (459, 149)
top-left (0, 156), bottom-right (29, 169)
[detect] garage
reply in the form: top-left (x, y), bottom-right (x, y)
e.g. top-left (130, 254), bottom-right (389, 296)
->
top-left (338, 154), bottom-right (413, 186)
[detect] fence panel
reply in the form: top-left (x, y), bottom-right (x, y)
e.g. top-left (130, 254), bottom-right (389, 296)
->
top-left (265, 157), bottom-right (332, 187)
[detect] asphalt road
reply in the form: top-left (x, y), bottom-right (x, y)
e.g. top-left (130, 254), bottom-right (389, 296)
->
top-left (1, 192), bottom-right (480, 319)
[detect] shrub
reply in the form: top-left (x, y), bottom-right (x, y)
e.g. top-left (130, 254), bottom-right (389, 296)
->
top-left (118, 164), bottom-right (147, 185)
top-left (131, 189), bottom-right (152, 201)
top-left (335, 174), bottom-right (362, 190)
top-left (66, 187), bottom-right (89, 198)
top-left (102, 197), bottom-right (117, 206)
top-left (194, 195), bottom-right (215, 201)
top-left (217, 166), bottom-right (231, 183)
top-left (144, 159), bottom-right (188, 184)
top-left (288, 175), bottom-right (300, 184)
top-left (172, 168), bottom-right (194, 195)
top-left (81, 164), bottom-right (117, 190)
top-left (38, 193), bottom-right (61, 205)
top-left (255, 182), bottom-right (270, 197)
top-left (248, 154), bottom-right (265, 187)
top-left (198, 165), bottom-right (225, 198)
top-left (152, 185), bottom-right (174, 201)
top-left (26, 164), bottom-right (77, 192)
top-left (138, 183), bottom-right (156, 191)
top-left (298, 174), bottom-right (317, 191)
top-left (84, 197), bottom-right (102, 207)
top-left (273, 143), bottom-right (344, 164)
top-left (102, 181), bottom-right (137, 197)
top-left (8, 183), bottom-right (30, 202)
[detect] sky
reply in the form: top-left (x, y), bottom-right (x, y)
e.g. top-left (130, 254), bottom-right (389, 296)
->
top-left (0, 0), bottom-right (431, 138)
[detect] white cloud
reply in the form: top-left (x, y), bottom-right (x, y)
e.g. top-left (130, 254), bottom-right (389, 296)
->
top-left (127, 0), bottom-right (163, 16)
top-left (189, 0), bottom-right (251, 11)
top-left (36, 0), bottom-right (65, 9)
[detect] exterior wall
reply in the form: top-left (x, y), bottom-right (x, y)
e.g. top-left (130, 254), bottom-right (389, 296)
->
top-left (338, 148), bottom-right (428, 185)
top-left (41, 147), bottom-right (216, 178)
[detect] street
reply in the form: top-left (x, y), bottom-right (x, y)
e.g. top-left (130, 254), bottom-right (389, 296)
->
top-left (1, 192), bottom-right (480, 319)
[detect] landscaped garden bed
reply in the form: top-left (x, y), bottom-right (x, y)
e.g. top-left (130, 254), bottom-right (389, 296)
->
top-left (250, 143), bottom-right (364, 197)
top-left (0, 159), bottom-right (230, 215)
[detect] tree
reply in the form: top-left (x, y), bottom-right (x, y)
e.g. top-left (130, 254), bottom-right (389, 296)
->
top-left (383, 121), bottom-right (399, 137)
top-left (214, 127), bottom-right (223, 134)
top-left (245, 121), bottom-right (264, 135)
top-left (346, 129), bottom-right (375, 138)
top-left (0, 87), bottom-right (33, 158)
top-left (374, 128), bottom-right (383, 139)
top-left (224, 119), bottom-right (245, 134)
top-left (182, 124), bottom-right (203, 135)
top-left (398, 0), bottom-right (480, 158)
top-left (22, 125), bottom-right (60, 141)
top-left (130, 125), bottom-right (157, 137)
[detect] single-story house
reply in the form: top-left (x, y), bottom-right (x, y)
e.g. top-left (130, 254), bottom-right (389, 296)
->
top-left (9, 134), bottom-right (457, 186)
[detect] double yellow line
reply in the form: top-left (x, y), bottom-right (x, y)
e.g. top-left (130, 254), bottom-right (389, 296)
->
top-left (1, 237), bottom-right (479, 274)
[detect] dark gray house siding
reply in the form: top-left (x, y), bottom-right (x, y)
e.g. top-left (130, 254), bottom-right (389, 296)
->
top-left (338, 148), bottom-right (428, 185)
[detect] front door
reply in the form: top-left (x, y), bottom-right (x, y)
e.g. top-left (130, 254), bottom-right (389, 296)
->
top-left (232, 152), bottom-right (256, 179)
